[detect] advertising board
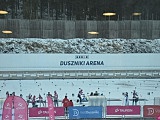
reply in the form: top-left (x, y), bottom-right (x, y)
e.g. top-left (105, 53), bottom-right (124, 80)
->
top-left (106, 106), bottom-right (141, 115)
top-left (29, 107), bottom-right (64, 117)
top-left (68, 106), bottom-right (103, 119)
top-left (143, 105), bottom-right (160, 118)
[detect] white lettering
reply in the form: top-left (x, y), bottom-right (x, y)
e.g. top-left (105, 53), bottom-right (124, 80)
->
top-left (119, 109), bottom-right (133, 112)
top-left (73, 109), bottom-right (79, 116)
top-left (147, 108), bottom-right (154, 115)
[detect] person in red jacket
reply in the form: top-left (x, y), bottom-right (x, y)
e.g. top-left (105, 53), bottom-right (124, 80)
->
top-left (68, 100), bottom-right (73, 107)
top-left (62, 96), bottom-right (69, 112)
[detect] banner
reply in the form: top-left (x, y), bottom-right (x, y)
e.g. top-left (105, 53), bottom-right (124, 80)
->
top-left (2, 96), bottom-right (13, 120)
top-left (47, 96), bottom-right (55, 120)
top-left (29, 107), bottom-right (65, 117)
top-left (68, 106), bottom-right (102, 119)
top-left (106, 106), bottom-right (141, 115)
top-left (143, 105), bottom-right (160, 118)
top-left (14, 96), bottom-right (28, 120)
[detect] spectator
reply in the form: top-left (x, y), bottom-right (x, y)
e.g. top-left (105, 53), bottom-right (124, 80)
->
top-left (32, 95), bottom-right (36, 107)
top-left (28, 93), bottom-right (32, 102)
top-left (53, 91), bottom-right (59, 107)
top-left (123, 92), bottom-right (129, 106)
top-left (12, 92), bottom-right (15, 96)
top-left (6, 91), bottom-right (9, 98)
top-left (77, 89), bottom-right (83, 104)
top-left (38, 94), bottom-right (43, 101)
top-left (38, 94), bottom-right (44, 107)
top-left (94, 91), bottom-right (99, 96)
top-left (68, 100), bottom-right (73, 107)
top-left (90, 92), bottom-right (94, 96)
top-left (62, 96), bottom-right (69, 112)
top-left (20, 94), bottom-right (23, 98)
top-left (47, 92), bottom-right (52, 97)
top-left (132, 90), bottom-right (138, 105)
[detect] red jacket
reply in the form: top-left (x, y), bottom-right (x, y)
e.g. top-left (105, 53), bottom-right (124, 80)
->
top-left (62, 98), bottom-right (69, 107)
top-left (68, 101), bottom-right (73, 107)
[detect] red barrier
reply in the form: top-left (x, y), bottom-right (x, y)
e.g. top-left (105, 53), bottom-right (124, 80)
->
top-left (29, 107), bottom-right (64, 117)
top-left (106, 106), bottom-right (141, 115)
top-left (143, 105), bottom-right (160, 118)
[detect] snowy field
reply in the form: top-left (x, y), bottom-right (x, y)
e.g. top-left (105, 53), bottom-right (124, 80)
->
top-left (0, 78), bottom-right (160, 108)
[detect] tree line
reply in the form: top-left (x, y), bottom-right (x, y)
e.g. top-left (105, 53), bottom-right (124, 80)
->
top-left (0, 0), bottom-right (160, 20)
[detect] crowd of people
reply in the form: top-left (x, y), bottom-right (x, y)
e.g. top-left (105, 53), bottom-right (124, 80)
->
top-left (26, 93), bottom-right (45, 107)
top-left (6, 91), bottom-right (16, 97)
top-left (5, 89), bottom-right (139, 109)
top-left (25, 90), bottom-right (74, 108)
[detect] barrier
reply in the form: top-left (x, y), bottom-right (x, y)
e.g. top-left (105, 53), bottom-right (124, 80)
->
top-left (68, 106), bottom-right (103, 119)
top-left (106, 106), bottom-right (141, 115)
top-left (129, 98), bottom-right (148, 105)
top-left (1, 105), bottom-right (160, 119)
top-left (27, 100), bottom-right (47, 107)
top-left (28, 105), bottom-right (160, 119)
top-left (143, 105), bottom-right (160, 118)
top-left (29, 107), bottom-right (65, 117)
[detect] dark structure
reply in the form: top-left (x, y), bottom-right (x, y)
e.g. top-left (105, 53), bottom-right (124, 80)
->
top-left (1, 1), bottom-right (160, 39)
top-left (0, 0), bottom-right (160, 20)
top-left (0, 19), bottom-right (160, 39)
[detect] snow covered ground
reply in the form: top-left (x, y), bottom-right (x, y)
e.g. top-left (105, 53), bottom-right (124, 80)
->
top-left (0, 78), bottom-right (159, 108)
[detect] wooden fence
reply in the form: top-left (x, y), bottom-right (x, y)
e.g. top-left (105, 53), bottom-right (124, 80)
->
top-left (0, 19), bottom-right (160, 39)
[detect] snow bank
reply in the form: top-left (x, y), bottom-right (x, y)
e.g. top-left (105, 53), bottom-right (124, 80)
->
top-left (0, 38), bottom-right (160, 53)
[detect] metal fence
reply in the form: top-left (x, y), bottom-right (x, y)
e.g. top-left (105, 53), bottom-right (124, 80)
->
top-left (0, 19), bottom-right (160, 39)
